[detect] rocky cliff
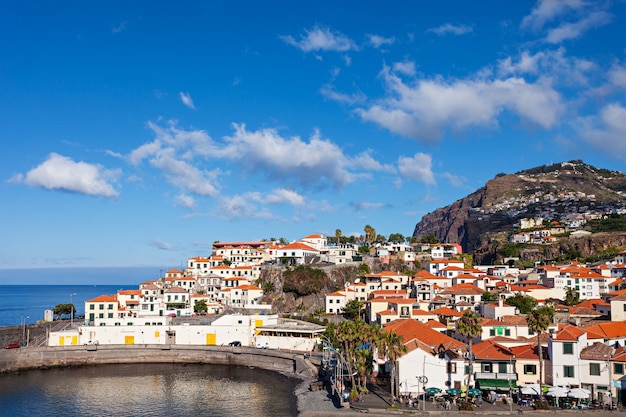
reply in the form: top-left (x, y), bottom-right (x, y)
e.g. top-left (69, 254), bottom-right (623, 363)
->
top-left (412, 160), bottom-right (626, 262)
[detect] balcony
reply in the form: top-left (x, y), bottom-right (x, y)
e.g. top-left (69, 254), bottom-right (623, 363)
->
top-left (475, 372), bottom-right (517, 381)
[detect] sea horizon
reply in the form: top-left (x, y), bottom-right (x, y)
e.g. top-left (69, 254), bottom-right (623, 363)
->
top-left (0, 266), bottom-right (173, 286)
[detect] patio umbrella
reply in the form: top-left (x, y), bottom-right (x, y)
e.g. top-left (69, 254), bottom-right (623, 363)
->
top-left (520, 385), bottom-right (540, 396)
top-left (468, 388), bottom-right (483, 397)
top-left (546, 386), bottom-right (568, 398)
top-left (446, 388), bottom-right (462, 396)
top-left (425, 387), bottom-right (442, 395)
top-left (567, 388), bottom-right (591, 399)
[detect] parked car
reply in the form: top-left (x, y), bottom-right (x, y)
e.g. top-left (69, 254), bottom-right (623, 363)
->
top-left (4, 343), bottom-right (20, 349)
top-left (166, 313), bottom-right (177, 318)
top-left (255, 341), bottom-right (268, 349)
top-left (228, 341), bottom-right (241, 347)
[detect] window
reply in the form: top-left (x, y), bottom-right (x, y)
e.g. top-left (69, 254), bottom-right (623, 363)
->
top-left (108, 313), bottom-right (113, 319)
top-left (490, 329), bottom-right (496, 336)
top-left (615, 363), bottom-right (624, 374)
top-left (590, 363), bottom-right (601, 376)
top-left (108, 304), bottom-right (113, 309)
top-left (482, 363), bottom-right (492, 373)
top-left (563, 365), bottom-right (575, 378)
top-left (524, 364), bottom-right (537, 375)
top-left (99, 304), bottom-right (104, 310)
top-left (498, 362), bottom-right (507, 373)
top-left (447, 362), bottom-right (457, 374)
top-left (505, 329), bottom-right (511, 336)
top-left (563, 343), bottom-right (574, 354)
top-left (90, 304), bottom-right (95, 310)
top-left (98, 313), bottom-right (104, 319)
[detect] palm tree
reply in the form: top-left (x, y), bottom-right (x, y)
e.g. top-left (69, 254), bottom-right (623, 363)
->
top-left (380, 329), bottom-right (407, 402)
top-left (335, 228), bottom-right (342, 246)
top-left (527, 306), bottom-right (554, 396)
top-left (457, 310), bottom-right (482, 388)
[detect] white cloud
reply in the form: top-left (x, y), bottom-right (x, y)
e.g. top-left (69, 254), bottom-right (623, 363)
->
top-left (265, 188), bottom-right (305, 206)
top-left (579, 103), bottom-right (626, 155)
top-left (175, 193), bottom-right (195, 209)
top-left (149, 149), bottom-right (221, 197)
top-left (521, 0), bottom-right (587, 31)
top-left (442, 172), bottom-right (468, 188)
top-left (9, 153), bottom-right (120, 198)
top-left (149, 240), bottom-right (176, 250)
top-left (427, 23), bottom-right (473, 36)
top-left (179, 92), bottom-right (196, 109)
top-left (608, 63), bottom-right (626, 89)
top-left (397, 153), bottom-right (436, 185)
top-left (392, 61), bottom-right (416, 77)
top-left (219, 124), bottom-right (358, 188)
top-left (214, 194), bottom-right (274, 220)
top-left (350, 201), bottom-right (386, 211)
top-left (545, 10), bottom-right (612, 44)
top-left (497, 48), bottom-right (594, 86)
top-left (354, 65), bottom-right (562, 143)
top-left (320, 85), bottom-right (366, 105)
top-left (368, 34), bottom-right (395, 48)
top-left (280, 25), bottom-right (357, 52)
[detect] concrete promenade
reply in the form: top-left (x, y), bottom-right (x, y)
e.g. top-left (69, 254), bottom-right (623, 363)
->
top-left (0, 344), bottom-right (316, 378)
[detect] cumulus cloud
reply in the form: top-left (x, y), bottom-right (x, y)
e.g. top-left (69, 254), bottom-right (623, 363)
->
top-left (214, 194), bottom-right (274, 220)
top-left (545, 11), bottom-right (612, 43)
top-left (427, 23), bottom-right (473, 36)
top-left (392, 61), bottom-right (416, 77)
top-left (218, 124), bottom-right (357, 188)
top-left (397, 153), bottom-right (436, 185)
top-left (354, 65), bottom-right (562, 143)
top-left (280, 25), bottom-right (357, 52)
top-left (149, 149), bottom-right (221, 197)
top-left (320, 84), bottom-right (366, 105)
top-left (175, 193), bottom-right (195, 209)
top-left (521, 0), bottom-right (587, 31)
top-left (368, 34), bottom-right (395, 48)
top-left (9, 153), bottom-right (120, 197)
top-left (265, 188), bottom-right (305, 206)
top-left (179, 92), bottom-right (196, 109)
top-left (608, 63), bottom-right (626, 89)
top-left (579, 103), bottom-right (626, 155)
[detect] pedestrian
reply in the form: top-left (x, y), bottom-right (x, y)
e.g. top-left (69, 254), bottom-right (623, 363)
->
top-left (445, 399), bottom-right (451, 410)
top-left (478, 396), bottom-right (483, 407)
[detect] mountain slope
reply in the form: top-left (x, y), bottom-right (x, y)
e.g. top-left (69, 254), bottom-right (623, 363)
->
top-left (412, 160), bottom-right (626, 262)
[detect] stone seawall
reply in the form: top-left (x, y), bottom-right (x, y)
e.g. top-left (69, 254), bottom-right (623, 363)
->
top-left (0, 345), bottom-right (317, 379)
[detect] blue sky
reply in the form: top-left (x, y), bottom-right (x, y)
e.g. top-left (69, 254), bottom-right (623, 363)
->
top-left (2, 0), bottom-right (626, 271)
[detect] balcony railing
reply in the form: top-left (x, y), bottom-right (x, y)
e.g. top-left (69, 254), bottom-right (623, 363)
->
top-left (474, 372), bottom-right (517, 380)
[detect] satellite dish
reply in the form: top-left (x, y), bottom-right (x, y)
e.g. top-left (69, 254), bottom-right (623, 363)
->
top-left (344, 282), bottom-right (349, 289)
top-left (354, 278), bottom-right (360, 284)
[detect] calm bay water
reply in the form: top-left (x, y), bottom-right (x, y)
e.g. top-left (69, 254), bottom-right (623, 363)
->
top-left (0, 285), bottom-right (134, 326)
top-left (0, 363), bottom-right (298, 416)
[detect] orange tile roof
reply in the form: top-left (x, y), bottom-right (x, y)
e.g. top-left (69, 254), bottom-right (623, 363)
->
top-left (86, 294), bottom-right (118, 303)
top-left (384, 318), bottom-right (465, 351)
top-left (281, 242), bottom-right (319, 251)
top-left (472, 339), bottom-right (515, 360)
top-left (431, 307), bottom-right (463, 317)
top-left (584, 322), bottom-right (626, 339)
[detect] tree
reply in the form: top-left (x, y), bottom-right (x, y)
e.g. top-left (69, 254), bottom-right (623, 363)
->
top-left (335, 229), bottom-right (342, 245)
top-left (420, 234), bottom-right (439, 244)
top-left (194, 299), bottom-right (207, 314)
top-left (458, 310), bottom-right (482, 388)
top-left (342, 299), bottom-right (364, 320)
top-left (564, 286), bottom-right (580, 306)
top-left (527, 306), bottom-right (554, 397)
top-left (53, 303), bottom-right (74, 320)
top-left (388, 233), bottom-right (405, 244)
top-left (482, 291), bottom-right (498, 302)
top-left (505, 293), bottom-right (538, 314)
top-left (380, 329), bottom-right (407, 402)
top-left (364, 224), bottom-right (376, 245)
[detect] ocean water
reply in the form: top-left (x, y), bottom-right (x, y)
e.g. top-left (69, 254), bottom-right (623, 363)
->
top-left (0, 285), bottom-right (134, 326)
top-left (0, 363), bottom-right (299, 416)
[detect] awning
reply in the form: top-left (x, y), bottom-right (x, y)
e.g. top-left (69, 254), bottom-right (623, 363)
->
top-left (477, 379), bottom-right (518, 391)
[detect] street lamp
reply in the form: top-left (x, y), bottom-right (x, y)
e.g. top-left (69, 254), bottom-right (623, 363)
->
top-left (70, 292), bottom-right (77, 327)
top-left (21, 314), bottom-right (29, 343)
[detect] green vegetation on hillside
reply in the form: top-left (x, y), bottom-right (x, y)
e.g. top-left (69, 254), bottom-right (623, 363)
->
top-left (587, 214), bottom-right (626, 233)
top-left (283, 265), bottom-right (329, 297)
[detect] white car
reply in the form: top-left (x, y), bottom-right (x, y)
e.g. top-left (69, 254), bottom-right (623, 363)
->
top-left (255, 341), bottom-right (268, 349)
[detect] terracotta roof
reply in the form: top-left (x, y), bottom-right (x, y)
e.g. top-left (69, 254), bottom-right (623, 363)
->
top-left (580, 341), bottom-right (613, 361)
top-left (384, 318), bottom-right (465, 351)
top-left (431, 307), bottom-right (463, 317)
top-left (86, 294), bottom-right (118, 303)
top-left (584, 322), bottom-right (626, 339)
top-left (472, 340), bottom-right (515, 360)
top-left (509, 343), bottom-right (545, 360)
top-left (280, 242), bottom-right (319, 251)
top-left (423, 319), bottom-right (447, 328)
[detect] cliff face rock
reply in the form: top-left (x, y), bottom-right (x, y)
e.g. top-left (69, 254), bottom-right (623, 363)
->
top-left (412, 160), bottom-right (626, 260)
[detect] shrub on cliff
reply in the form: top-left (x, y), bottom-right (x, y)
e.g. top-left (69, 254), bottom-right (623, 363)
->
top-left (282, 265), bottom-right (329, 297)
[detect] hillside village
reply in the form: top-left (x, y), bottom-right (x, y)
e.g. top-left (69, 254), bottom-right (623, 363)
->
top-left (46, 232), bottom-right (626, 408)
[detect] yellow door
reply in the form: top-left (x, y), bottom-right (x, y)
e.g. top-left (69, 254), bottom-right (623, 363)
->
top-left (205, 333), bottom-right (216, 345)
top-left (71, 336), bottom-right (78, 345)
top-left (59, 336), bottom-right (65, 346)
top-left (124, 335), bottom-right (135, 345)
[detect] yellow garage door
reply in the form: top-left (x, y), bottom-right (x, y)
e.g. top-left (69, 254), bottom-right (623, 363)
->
top-left (59, 336), bottom-right (65, 346)
top-left (124, 335), bottom-right (135, 345)
top-left (71, 336), bottom-right (78, 345)
top-left (205, 333), bottom-right (216, 345)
